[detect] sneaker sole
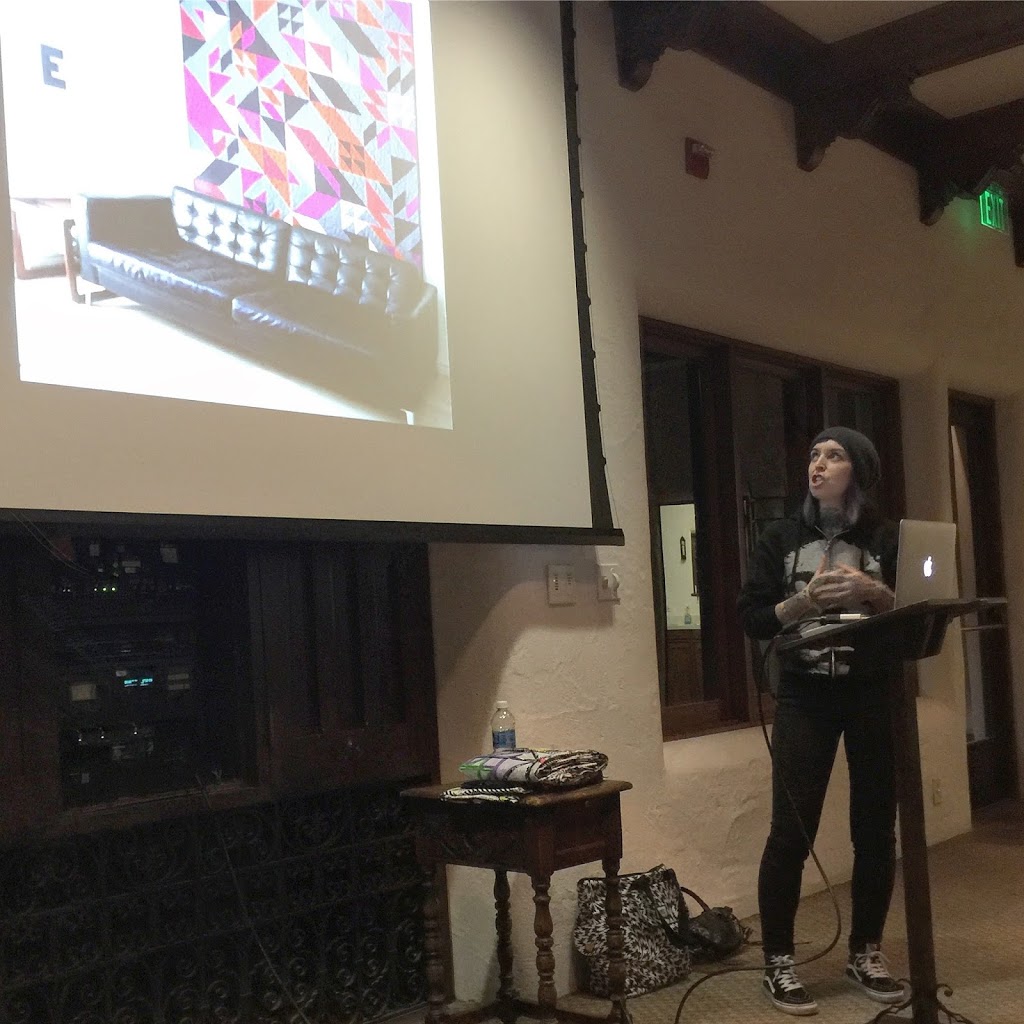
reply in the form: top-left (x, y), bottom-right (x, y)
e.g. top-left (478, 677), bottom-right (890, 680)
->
top-left (763, 985), bottom-right (819, 1016)
top-left (846, 976), bottom-right (908, 1004)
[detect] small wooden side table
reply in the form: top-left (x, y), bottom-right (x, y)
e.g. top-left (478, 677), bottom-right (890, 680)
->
top-left (401, 779), bottom-right (633, 1024)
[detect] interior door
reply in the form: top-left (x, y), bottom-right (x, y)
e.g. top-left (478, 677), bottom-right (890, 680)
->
top-left (949, 394), bottom-right (1018, 810)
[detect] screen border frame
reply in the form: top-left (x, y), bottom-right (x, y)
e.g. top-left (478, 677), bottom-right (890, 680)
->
top-left (0, 2), bottom-right (623, 548)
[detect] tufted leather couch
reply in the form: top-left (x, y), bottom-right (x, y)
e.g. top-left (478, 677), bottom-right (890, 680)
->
top-left (73, 186), bottom-right (439, 402)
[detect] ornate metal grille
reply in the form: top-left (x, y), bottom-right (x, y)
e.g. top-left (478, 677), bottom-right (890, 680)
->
top-left (0, 784), bottom-right (427, 1024)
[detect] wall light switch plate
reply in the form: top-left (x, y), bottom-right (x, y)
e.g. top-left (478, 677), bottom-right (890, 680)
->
top-left (597, 563), bottom-right (621, 602)
top-left (547, 563), bottom-right (575, 605)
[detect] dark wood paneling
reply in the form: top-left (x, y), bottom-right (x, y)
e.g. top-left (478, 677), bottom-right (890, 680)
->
top-left (0, 531), bottom-right (440, 841)
top-left (664, 630), bottom-right (703, 705)
top-left (255, 542), bottom-right (439, 794)
top-left (0, 542), bottom-right (62, 835)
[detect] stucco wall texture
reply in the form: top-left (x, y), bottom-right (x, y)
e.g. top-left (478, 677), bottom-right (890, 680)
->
top-left (427, 2), bottom-right (1024, 1005)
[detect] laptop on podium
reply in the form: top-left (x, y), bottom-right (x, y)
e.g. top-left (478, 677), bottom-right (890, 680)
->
top-left (894, 519), bottom-right (959, 608)
top-left (782, 519), bottom-right (959, 647)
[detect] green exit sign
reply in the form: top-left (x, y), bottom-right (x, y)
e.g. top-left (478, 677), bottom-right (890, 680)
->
top-left (979, 185), bottom-right (1008, 232)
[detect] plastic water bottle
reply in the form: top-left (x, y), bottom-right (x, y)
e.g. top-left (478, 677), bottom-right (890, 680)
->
top-left (490, 701), bottom-right (517, 752)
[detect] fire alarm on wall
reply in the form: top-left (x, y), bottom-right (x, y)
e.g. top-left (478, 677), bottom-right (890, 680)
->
top-left (685, 137), bottom-right (713, 179)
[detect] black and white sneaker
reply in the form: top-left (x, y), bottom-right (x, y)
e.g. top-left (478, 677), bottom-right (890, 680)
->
top-left (846, 944), bottom-right (906, 1003)
top-left (763, 954), bottom-right (818, 1015)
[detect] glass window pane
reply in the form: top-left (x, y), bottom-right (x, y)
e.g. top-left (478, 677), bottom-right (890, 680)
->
top-left (824, 383), bottom-right (882, 442)
top-left (643, 352), bottom-right (715, 708)
top-left (734, 366), bottom-right (797, 555)
top-left (660, 504), bottom-right (698, 630)
top-left (823, 381), bottom-right (888, 507)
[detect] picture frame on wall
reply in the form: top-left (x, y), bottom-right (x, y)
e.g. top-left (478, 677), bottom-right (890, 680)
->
top-left (691, 531), bottom-right (698, 596)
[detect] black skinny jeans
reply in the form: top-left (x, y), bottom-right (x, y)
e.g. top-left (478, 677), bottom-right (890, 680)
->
top-left (758, 669), bottom-right (897, 957)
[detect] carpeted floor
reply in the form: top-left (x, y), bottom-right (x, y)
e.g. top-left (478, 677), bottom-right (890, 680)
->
top-left (558, 798), bottom-right (1024, 1024)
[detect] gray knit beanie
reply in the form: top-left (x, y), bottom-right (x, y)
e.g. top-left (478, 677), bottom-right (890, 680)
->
top-left (812, 427), bottom-right (880, 491)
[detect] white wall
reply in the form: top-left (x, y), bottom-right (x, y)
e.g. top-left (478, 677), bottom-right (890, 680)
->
top-left (428, 3), bottom-right (1024, 1003)
top-left (0, 1), bottom-right (193, 196)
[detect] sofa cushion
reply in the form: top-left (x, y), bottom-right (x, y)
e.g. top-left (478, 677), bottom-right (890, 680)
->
top-left (286, 225), bottom-right (425, 317)
top-left (286, 224), bottom-right (367, 303)
top-left (85, 243), bottom-right (279, 315)
top-left (231, 284), bottom-right (389, 358)
top-left (364, 250), bottom-right (427, 318)
top-left (171, 187), bottom-right (289, 276)
top-left (74, 194), bottom-right (180, 253)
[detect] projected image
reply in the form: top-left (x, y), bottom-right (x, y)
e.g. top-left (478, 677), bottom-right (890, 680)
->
top-left (0, 0), bottom-right (451, 429)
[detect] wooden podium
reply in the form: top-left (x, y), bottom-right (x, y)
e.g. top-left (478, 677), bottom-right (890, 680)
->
top-left (778, 598), bottom-right (1004, 1024)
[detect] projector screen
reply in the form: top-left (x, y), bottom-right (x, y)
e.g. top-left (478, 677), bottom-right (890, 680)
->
top-left (0, 1), bottom-right (618, 541)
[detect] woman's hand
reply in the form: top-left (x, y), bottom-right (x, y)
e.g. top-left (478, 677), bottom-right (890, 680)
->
top-left (807, 563), bottom-right (894, 613)
top-left (775, 557), bottom-right (829, 626)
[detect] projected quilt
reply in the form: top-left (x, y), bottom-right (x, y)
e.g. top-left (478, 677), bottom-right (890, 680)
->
top-left (181, 0), bottom-right (423, 266)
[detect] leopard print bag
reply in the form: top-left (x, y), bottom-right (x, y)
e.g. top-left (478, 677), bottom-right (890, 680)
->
top-left (572, 865), bottom-right (692, 997)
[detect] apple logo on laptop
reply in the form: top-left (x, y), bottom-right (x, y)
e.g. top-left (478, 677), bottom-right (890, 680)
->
top-left (923, 555), bottom-right (934, 578)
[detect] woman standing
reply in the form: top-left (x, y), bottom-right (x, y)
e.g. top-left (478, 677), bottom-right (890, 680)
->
top-left (738, 427), bottom-right (906, 1016)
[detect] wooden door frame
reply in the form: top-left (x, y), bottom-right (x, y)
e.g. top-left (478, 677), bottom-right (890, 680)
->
top-left (949, 392), bottom-right (1019, 808)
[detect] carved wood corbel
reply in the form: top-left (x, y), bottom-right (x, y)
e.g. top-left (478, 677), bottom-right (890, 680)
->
top-left (793, 66), bottom-right (914, 172)
top-left (917, 159), bottom-right (1022, 228)
top-left (915, 101), bottom-right (1024, 226)
top-left (917, 168), bottom-right (963, 227)
top-left (610, 1), bottom-right (707, 92)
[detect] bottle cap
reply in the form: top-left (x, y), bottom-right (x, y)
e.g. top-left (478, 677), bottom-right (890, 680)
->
top-left (495, 700), bottom-right (508, 709)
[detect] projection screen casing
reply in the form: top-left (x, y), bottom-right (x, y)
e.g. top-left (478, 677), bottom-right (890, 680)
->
top-left (0, 1), bottom-right (617, 541)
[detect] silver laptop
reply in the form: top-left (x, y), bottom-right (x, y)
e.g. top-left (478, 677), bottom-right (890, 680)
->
top-left (783, 518), bottom-right (958, 647)
top-left (894, 519), bottom-right (959, 608)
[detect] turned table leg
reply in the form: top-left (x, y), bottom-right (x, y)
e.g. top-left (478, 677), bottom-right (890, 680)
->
top-left (422, 863), bottom-right (448, 1024)
top-left (602, 856), bottom-right (631, 1024)
top-left (531, 873), bottom-right (557, 1012)
top-left (494, 869), bottom-right (517, 1024)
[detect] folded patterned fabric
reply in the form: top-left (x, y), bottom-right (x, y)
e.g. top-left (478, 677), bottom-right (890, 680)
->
top-left (458, 748), bottom-right (608, 789)
top-left (441, 782), bottom-right (531, 803)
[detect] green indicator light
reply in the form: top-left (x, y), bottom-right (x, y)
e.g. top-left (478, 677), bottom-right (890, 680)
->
top-left (979, 185), bottom-right (1007, 232)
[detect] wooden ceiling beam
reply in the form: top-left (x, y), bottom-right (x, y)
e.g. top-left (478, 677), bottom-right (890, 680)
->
top-left (611, 1), bottom-right (1024, 102)
top-left (858, 99), bottom-right (945, 170)
top-left (671, 2), bottom-right (821, 101)
top-left (611, 1), bottom-right (822, 96)
top-left (946, 97), bottom-right (1024, 158)
top-left (609, 0), bottom-right (1024, 264)
top-left (791, 67), bottom-right (916, 171)
top-left (826, 1), bottom-right (1024, 79)
top-left (788, 2), bottom-right (1024, 173)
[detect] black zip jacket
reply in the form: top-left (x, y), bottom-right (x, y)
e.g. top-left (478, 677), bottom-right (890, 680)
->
top-left (737, 509), bottom-right (899, 643)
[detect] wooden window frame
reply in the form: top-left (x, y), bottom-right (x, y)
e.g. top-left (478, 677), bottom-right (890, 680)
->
top-left (641, 318), bottom-right (905, 741)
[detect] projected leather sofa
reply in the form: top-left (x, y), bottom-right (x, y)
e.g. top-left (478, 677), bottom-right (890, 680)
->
top-left (72, 186), bottom-right (438, 403)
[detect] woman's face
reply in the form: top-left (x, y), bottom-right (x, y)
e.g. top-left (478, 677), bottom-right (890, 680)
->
top-left (808, 438), bottom-right (853, 508)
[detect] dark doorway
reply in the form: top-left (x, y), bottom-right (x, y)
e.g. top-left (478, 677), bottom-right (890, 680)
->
top-left (949, 393), bottom-right (1018, 811)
